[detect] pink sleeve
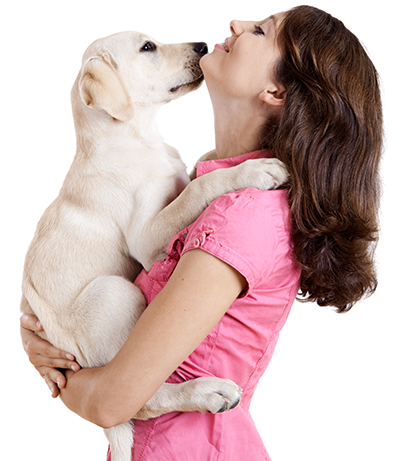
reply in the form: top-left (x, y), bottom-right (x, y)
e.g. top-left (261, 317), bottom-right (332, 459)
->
top-left (181, 189), bottom-right (285, 294)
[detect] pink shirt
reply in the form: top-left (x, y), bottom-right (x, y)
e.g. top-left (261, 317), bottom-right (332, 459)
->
top-left (107, 150), bottom-right (300, 461)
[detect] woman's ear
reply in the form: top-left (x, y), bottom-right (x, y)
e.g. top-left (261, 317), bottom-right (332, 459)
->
top-left (259, 86), bottom-right (286, 107)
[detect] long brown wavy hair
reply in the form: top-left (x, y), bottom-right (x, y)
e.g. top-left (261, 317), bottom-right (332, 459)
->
top-left (261, 6), bottom-right (383, 312)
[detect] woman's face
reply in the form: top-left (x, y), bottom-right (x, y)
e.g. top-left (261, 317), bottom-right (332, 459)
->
top-left (200, 14), bottom-right (284, 100)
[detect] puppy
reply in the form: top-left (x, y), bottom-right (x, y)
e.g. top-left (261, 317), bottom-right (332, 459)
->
top-left (21, 31), bottom-right (287, 461)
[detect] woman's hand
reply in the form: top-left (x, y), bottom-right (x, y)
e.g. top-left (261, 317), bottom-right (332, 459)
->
top-left (20, 313), bottom-right (81, 398)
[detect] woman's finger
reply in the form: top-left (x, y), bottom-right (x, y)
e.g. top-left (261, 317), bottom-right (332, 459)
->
top-left (21, 324), bottom-right (66, 358)
top-left (40, 367), bottom-right (65, 398)
top-left (20, 312), bottom-right (43, 331)
top-left (29, 352), bottom-right (80, 372)
top-left (41, 366), bottom-right (67, 387)
top-left (43, 374), bottom-right (59, 398)
top-left (20, 324), bottom-right (81, 371)
top-left (21, 323), bottom-right (79, 362)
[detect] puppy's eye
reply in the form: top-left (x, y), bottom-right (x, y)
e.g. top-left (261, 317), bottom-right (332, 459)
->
top-left (140, 41), bottom-right (157, 52)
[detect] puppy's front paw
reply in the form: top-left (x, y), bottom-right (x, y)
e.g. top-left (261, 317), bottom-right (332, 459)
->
top-left (262, 158), bottom-right (289, 188)
top-left (187, 377), bottom-right (242, 414)
top-left (236, 158), bottom-right (289, 191)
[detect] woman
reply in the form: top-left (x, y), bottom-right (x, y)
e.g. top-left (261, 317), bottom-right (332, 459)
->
top-left (20, 6), bottom-right (382, 460)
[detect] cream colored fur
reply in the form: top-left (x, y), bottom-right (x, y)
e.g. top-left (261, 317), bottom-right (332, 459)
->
top-left (21, 31), bottom-right (288, 461)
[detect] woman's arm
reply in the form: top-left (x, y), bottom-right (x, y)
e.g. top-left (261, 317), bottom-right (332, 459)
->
top-left (59, 248), bottom-right (246, 428)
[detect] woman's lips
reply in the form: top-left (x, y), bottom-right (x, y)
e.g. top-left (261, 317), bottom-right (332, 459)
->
top-left (215, 43), bottom-right (227, 52)
top-left (215, 38), bottom-right (229, 52)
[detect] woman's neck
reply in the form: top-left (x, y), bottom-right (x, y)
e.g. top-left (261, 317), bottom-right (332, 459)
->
top-left (211, 93), bottom-right (268, 160)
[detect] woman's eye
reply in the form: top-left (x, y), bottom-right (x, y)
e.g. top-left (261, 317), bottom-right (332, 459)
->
top-left (254, 25), bottom-right (264, 36)
top-left (140, 41), bottom-right (157, 52)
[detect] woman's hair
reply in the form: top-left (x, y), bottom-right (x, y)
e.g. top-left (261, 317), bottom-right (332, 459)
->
top-left (261, 5), bottom-right (383, 312)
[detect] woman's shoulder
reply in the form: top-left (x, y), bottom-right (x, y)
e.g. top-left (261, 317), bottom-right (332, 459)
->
top-left (209, 188), bottom-right (290, 233)
top-left (180, 189), bottom-right (293, 291)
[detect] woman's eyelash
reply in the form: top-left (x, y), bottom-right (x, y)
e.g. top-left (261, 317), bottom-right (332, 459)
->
top-left (254, 25), bottom-right (265, 36)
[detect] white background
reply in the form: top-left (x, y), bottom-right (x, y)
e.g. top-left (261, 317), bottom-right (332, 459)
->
top-left (1, 1), bottom-right (398, 460)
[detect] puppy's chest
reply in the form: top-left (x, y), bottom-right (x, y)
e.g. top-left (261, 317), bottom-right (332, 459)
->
top-left (125, 152), bottom-right (187, 187)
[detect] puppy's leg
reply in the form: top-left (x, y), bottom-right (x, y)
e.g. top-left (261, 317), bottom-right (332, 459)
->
top-left (52, 276), bottom-right (146, 461)
top-left (59, 276), bottom-right (146, 368)
top-left (131, 158), bottom-right (288, 269)
top-left (133, 377), bottom-right (242, 420)
top-left (189, 149), bottom-right (218, 180)
top-left (107, 381), bottom-right (242, 460)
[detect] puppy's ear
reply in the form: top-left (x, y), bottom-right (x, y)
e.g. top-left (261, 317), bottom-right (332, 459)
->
top-left (79, 54), bottom-right (134, 121)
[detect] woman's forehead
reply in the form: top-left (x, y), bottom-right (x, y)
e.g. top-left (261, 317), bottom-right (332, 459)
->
top-left (257, 12), bottom-right (284, 28)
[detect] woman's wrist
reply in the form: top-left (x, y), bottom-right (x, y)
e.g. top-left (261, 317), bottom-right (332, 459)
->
top-left (60, 366), bottom-right (110, 427)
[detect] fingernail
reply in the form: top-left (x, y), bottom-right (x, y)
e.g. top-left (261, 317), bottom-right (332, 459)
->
top-left (71, 365), bottom-right (78, 372)
top-left (36, 321), bottom-right (42, 328)
top-left (66, 353), bottom-right (75, 361)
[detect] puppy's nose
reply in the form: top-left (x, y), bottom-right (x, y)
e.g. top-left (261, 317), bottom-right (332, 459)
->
top-left (193, 42), bottom-right (208, 56)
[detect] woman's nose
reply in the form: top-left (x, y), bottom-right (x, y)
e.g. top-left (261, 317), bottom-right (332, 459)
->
top-left (230, 20), bottom-right (243, 36)
top-left (230, 20), bottom-right (254, 36)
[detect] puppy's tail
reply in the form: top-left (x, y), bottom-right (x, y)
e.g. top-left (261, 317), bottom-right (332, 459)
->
top-left (104, 421), bottom-right (134, 461)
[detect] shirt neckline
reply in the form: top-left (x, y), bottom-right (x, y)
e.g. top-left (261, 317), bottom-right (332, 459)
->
top-left (196, 149), bottom-right (274, 178)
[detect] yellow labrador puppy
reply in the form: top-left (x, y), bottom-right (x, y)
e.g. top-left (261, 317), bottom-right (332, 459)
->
top-left (21, 31), bottom-right (287, 461)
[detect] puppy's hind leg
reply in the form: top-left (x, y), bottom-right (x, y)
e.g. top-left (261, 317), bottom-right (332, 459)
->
top-left (64, 276), bottom-right (147, 461)
top-left (65, 275), bottom-right (146, 368)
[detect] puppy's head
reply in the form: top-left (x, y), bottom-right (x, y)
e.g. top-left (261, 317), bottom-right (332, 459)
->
top-left (75, 31), bottom-right (208, 122)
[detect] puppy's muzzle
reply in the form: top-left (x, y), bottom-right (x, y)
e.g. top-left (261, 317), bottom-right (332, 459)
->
top-left (170, 42), bottom-right (208, 93)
